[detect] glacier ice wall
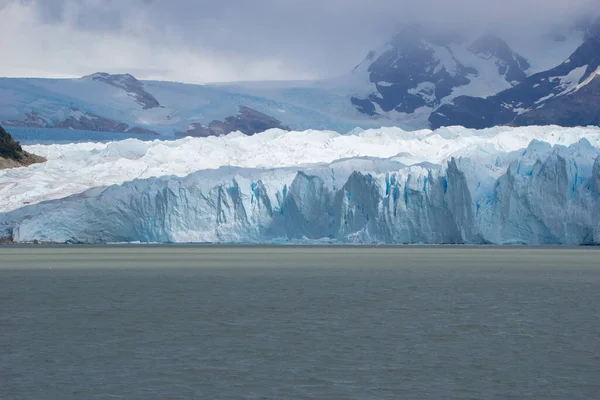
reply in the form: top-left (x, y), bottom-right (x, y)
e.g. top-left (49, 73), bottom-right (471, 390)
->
top-left (477, 140), bottom-right (600, 244)
top-left (2, 125), bottom-right (600, 213)
top-left (4, 160), bottom-right (476, 244)
top-left (1, 126), bottom-right (599, 244)
top-left (2, 137), bottom-right (598, 245)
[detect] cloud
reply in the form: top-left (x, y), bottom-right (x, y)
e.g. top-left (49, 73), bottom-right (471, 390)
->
top-left (0, 1), bottom-right (315, 82)
top-left (0, 0), bottom-right (598, 83)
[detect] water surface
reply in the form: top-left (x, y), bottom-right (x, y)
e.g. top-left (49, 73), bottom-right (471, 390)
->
top-left (1, 246), bottom-right (599, 399)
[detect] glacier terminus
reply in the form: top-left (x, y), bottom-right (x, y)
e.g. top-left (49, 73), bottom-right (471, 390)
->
top-left (0, 125), bottom-right (599, 245)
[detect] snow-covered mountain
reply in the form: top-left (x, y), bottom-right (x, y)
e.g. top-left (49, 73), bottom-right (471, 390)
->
top-left (431, 18), bottom-right (600, 128)
top-left (1, 126), bottom-right (599, 244)
top-left (348, 27), bottom-right (531, 123)
top-left (0, 18), bottom-right (597, 138)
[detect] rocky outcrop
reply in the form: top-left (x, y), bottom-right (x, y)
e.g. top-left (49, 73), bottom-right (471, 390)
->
top-left (0, 125), bottom-right (45, 170)
top-left (512, 75), bottom-right (600, 127)
top-left (177, 106), bottom-right (290, 137)
top-left (2, 111), bottom-right (47, 128)
top-left (4, 108), bottom-right (159, 135)
top-left (87, 72), bottom-right (161, 109)
top-left (53, 109), bottom-right (129, 132)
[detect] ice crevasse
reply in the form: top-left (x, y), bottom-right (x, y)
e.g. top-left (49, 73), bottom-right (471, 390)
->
top-left (0, 126), bottom-right (599, 244)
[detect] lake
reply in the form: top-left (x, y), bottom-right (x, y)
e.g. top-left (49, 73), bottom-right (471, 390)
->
top-left (1, 246), bottom-right (599, 399)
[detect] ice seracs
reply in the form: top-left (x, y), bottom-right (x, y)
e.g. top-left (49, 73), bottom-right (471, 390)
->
top-left (1, 126), bottom-right (599, 245)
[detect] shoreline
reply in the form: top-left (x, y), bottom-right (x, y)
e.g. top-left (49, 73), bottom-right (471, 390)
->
top-left (1, 242), bottom-right (599, 249)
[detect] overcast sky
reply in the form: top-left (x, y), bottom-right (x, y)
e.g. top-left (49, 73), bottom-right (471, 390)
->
top-left (0, 0), bottom-right (597, 83)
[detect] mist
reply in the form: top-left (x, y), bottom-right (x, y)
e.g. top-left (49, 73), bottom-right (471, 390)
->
top-left (0, 0), bottom-right (597, 83)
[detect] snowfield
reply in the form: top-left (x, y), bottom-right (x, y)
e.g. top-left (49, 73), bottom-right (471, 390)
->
top-left (1, 126), bottom-right (599, 244)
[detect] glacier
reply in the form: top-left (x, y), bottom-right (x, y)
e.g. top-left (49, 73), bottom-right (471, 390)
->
top-left (1, 126), bottom-right (599, 245)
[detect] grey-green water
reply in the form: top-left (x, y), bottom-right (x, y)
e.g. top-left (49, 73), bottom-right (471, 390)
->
top-left (1, 246), bottom-right (599, 399)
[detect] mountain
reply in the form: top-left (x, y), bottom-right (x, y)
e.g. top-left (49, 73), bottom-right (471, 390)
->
top-left (0, 73), bottom-right (175, 135)
top-left (1, 126), bottom-right (599, 244)
top-left (0, 19), bottom-right (597, 138)
top-left (0, 124), bottom-right (45, 169)
top-left (0, 73), bottom-right (371, 138)
top-left (349, 26), bottom-right (531, 123)
top-left (430, 19), bottom-right (600, 128)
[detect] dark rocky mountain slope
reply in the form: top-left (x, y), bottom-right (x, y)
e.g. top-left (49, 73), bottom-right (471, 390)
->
top-left (176, 106), bottom-right (290, 137)
top-left (430, 18), bottom-right (600, 129)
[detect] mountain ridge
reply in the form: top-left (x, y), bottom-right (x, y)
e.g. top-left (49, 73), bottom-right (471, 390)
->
top-left (430, 18), bottom-right (600, 128)
top-left (0, 19), bottom-right (598, 137)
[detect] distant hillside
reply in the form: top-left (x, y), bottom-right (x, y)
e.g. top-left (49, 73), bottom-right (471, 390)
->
top-left (0, 18), bottom-right (597, 136)
top-left (0, 125), bottom-right (45, 169)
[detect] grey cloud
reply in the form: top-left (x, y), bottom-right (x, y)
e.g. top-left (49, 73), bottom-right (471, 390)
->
top-left (1, 0), bottom-right (599, 82)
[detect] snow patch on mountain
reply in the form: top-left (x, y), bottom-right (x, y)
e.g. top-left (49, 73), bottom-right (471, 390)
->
top-left (549, 65), bottom-right (589, 97)
top-left (442, 40), bottom-right (525, 99)
top-left (572, 66), bottom-right (600, 92)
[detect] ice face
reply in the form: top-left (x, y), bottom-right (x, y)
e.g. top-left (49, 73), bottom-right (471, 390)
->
top-left (477, 138), bottom-right (600, 244)
top-left (1, 126), bottom-right (599, 244)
